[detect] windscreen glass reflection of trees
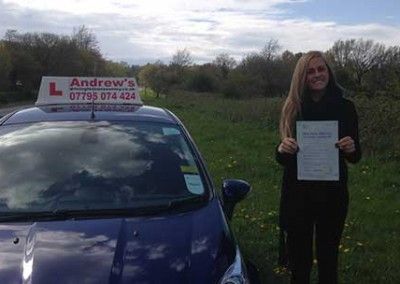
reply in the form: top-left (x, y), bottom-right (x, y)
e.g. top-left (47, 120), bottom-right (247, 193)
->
top-left (0, 121), bottom-right (204, 212)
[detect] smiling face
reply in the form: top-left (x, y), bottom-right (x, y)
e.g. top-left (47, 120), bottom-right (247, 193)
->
top-left (306, 56), bottom-right (330, 93)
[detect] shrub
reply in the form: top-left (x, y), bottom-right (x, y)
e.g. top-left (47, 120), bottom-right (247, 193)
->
top-left (0, 90), bottom-right (36, 104)
top-left (223, 71), bottom-right (256, 99)
top-left (185, 69), bottom-right (217, 93)
top-left (353, 95), bottom-right (400, 160)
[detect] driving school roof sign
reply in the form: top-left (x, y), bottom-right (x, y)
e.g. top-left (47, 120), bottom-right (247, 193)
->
top-left (36, 77), bottom-right (142, 106)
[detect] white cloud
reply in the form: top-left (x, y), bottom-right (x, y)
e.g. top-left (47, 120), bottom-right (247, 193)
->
top-left (1, 0), bottom-right (399, 64)
top-left (3, 0), bottom-right (295, 15)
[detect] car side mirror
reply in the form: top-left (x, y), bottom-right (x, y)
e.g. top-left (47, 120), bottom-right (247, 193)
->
top-left (222, 179), bottom-right (251, 220)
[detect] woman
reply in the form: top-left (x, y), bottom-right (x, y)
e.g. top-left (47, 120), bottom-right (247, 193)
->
top-left (276, 51), bottom-right (361, 284)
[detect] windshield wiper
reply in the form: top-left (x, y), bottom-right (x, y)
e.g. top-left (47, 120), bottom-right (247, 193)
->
top-left (0, 195), bottom-right (207, 222)
top-left (97, 195), bottom-right (206, 216)
top-left (0, 212), bottom-right (34, 222)
top-left (0, 209), bottom-right (81, 222)
top-left (120, 194), bottom-right (206, 216)
top-left (167, 194), bottom-right (206, 209)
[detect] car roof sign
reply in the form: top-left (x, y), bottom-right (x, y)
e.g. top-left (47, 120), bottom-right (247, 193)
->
top-left (36, 77), bottom-right (142, 106)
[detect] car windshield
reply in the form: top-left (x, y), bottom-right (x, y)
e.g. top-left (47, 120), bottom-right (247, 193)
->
top-left (0, 120), bottom-right (207, 214)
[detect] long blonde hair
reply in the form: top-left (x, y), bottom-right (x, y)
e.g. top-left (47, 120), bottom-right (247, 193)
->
top-left (279, 51), bottom-right (337, 139)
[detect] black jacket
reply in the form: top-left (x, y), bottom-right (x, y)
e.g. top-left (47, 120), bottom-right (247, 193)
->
top-left (276, 91), bottom-right (361, 230)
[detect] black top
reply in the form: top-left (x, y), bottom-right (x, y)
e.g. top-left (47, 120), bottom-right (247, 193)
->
top-left (275, 90), bottom-right (362, 228)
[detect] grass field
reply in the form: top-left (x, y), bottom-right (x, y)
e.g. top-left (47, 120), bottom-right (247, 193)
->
top-left (143, 90), bottom-right (400, 284)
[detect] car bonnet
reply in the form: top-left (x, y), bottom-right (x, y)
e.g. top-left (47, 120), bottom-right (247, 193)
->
top-left (0, 198), bottom-right (236, 283)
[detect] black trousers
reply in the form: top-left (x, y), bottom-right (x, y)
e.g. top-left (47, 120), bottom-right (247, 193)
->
top-left (285, 188), bottom-right (348, 284)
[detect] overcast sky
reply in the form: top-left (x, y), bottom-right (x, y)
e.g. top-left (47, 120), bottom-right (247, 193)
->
top-left (1, 0), bottom-right (399, 65)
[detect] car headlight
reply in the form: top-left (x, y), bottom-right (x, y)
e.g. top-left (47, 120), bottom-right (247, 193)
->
top-left (220, 247), bottom-right (250, 284)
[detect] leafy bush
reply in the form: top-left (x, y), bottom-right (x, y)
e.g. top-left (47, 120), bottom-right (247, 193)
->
top-left (0, 90), bottom-right (36, 104)
top-left (353, 95), bottom-right (400, 160)
top-left (223, 71), bottom-right (257, 99)
top-left (185, 69), bottom-right (218, 93)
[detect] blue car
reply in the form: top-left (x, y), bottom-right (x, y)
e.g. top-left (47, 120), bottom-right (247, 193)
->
top-left (0, 77), bottom-right (254, 283)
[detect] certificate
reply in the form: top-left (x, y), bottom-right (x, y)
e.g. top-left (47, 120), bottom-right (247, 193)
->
top-left (296, 121), bottom-right (339, 181)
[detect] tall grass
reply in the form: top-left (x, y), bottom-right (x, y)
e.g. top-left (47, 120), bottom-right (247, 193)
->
top-left (151, 90), bottom-right (400, 161)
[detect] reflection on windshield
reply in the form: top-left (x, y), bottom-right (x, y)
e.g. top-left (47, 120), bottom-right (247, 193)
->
top-left (0, 121), bottom-right (205, 213)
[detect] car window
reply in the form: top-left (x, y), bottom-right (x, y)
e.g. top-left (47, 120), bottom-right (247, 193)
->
top-left (0, 121), bottom-right (206, 213)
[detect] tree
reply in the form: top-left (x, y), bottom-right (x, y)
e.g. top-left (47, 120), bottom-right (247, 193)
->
top-left (1, 28), bottom-right (108, 90)
top-left (364, 45), bottom-right (400, 96)
top-left (128, 64), bottom-right (141, 78)
top-left (350, 39), bottom-right (385, 88)
top-left (104, 61), bottom-right (130, 76)
top-left (385, 46), bottom-right (400, 95)
top-left (138, 62), bottom-right (172, 98)
top-left (49, 36), bottom-right (83, 76)
top-left (150, 63), bottom-right (172, 97)
top-left (327, 39), bottom-right (355, 68)
top-left (9, 50), bottom-right (42, 90)
top-left (170, 48), bottom-right (193, 68)
top-left (223, 69), bottom-right (255, 99)
top-left (29, 33), bottom-right (60, 75)
top-left (0, 42), bottom-right (12, 90)
top-left (185, 64), bottom-right (219, 93)
top-left (168, 48), bottom-right (193, 87)
top-left (261, 39), bottom-right (281, 61)
top-left (72, 25), bottom-right (99, 51)
top-left (213, 53), bottom-right (236, 79)
top-left (328, 39), bottom-right (386, 89)
top-left (238, 43), bottom-right (286, 98)
top-left (278, 50), bottom-right (300, 94)
top-left (138, 64), bottom-right (154, 93)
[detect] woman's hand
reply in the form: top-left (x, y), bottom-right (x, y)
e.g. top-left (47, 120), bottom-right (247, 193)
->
top-left (336, 136), bottom-right (355, 154)
top-left (278, 138), bottom-right (298, 154)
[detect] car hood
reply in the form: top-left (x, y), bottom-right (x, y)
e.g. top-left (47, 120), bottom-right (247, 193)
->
top-left (0, 199), bottom-right (236, 284)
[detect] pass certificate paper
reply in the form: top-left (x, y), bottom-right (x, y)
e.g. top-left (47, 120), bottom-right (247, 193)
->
top-left (296, 121), bottom-right (339, 181)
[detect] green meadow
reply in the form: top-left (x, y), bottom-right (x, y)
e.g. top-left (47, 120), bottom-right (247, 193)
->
top-left (143, 90), bottom-right (400, 284)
